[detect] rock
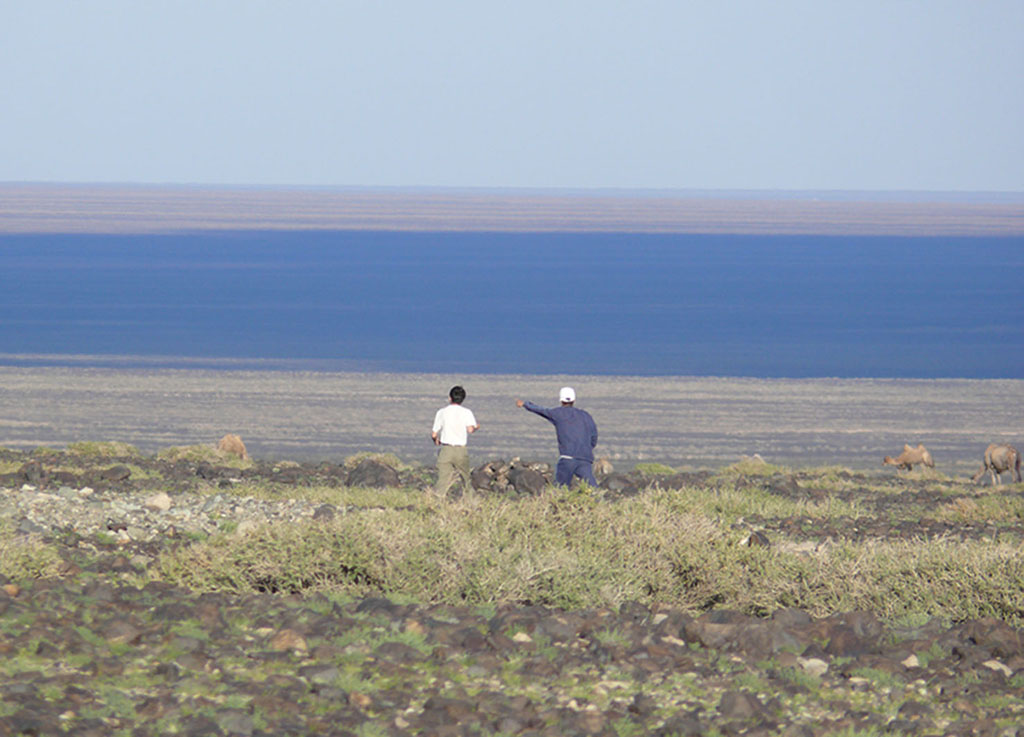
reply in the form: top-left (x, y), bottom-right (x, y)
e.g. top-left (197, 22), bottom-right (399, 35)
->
top-left (599, 473), bottom-right (640, 496)
top-left (196, 463), bottom-right (235, 481)
top-left (99, 465), bottom-right (131, 482)
top-left (982, 659), bottom-right (1013, 677)
top-left (508, 466), bottom-right (546, 496)
top-left (963, 618), bottom-right (1024, 659)
top-left (744, 530), bottom-right (771, 547)
top-left (825, 625), bottom-right (877, 657)
top-left (470, 466), bottom-right (493, 491)
top-left (103, 620), bottom-right (143, 646)
top-left (655, 712), bottom-right (704, 736)
top-left (299, 665), bottom-right (342, 685)
top-left (346, 459), bottom-right (400, 488)
top-left (766, 474), bottom-right (801, 496)
top-left (312, 504), bottom-right (336, 521)
top-left (798, 657), bottom-right (829, 676)
top-left (269, 629), bottom-right (308, 653)
top-left (718, 690), bottom-right (765, 720)
top-left (145, 492), bottom-right (172, 511)
top-left (17, 519), bottom-right (46, 535)
top-left (216, 710), bottom-right (255, 736)
top-left (217, 434), bottom-right (249, 460)
top-left (233, 520), bottom-right (260, 537)
top-left (51, 471), bottom-right (80, 486)
top-left (898, 701), bottom-right (933, 719)
top-left (20, 461), bottom-right (46, 485)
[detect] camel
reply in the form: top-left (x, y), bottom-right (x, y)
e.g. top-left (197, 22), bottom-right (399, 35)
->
top-left (217, 433), bottom-right (249, 460)
top-left (882, 443), bottom-right (934, 471)
top-left (972, 443), bottom-right (1021, 485)
top-left (593, 457), bottom-right (614, 478)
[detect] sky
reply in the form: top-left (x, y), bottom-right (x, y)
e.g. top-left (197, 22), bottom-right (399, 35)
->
top-left (2, 1), bottom-right (1023, 193)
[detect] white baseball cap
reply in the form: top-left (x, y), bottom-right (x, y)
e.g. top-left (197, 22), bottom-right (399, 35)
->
top-left (559, 386), bottom-right (576, 403)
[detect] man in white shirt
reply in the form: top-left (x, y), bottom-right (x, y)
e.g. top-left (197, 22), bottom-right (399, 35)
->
top-left (431, 385), bottom-right (480, 498)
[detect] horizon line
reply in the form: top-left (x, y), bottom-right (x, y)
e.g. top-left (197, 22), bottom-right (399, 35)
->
top-left (4, 179), bottom-right (1024, 203)
top-left (2, 181), bottom-right (1023, 236)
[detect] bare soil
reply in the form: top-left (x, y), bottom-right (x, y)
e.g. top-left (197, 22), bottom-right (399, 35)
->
top-left (0, 366), bottom-right (1019, 475)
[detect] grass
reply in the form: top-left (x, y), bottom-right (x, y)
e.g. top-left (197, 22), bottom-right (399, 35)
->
top-left (0, 524), bottom-right (65, 580)
top-left (66, 441), bottom-right (142, 459)
top-left (633, 462), bottom-right (677, 476)
top-left (144, 481), bottom-right (1024, 625)
top-left (3, 454), bottom-right (1023, 632)
top-left (215, 480), bottom-right (423, 509)
top-left (156, 444), bottom-right (253, 469)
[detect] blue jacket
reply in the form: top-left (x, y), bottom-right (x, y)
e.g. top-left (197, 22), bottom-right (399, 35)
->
top-left (523, 402), bottom-right (598, 462)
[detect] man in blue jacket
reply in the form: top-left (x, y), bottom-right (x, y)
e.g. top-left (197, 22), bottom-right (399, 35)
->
top-left (516, 386), bottom-right (599, 487)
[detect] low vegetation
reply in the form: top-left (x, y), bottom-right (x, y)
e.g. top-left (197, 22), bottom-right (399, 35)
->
top-left (4, 447), bottom-right (1020, 625)
top-left (2, 447), bottom-right (1023, 734)
top-left (154, 483), bottom-right (1024, 624)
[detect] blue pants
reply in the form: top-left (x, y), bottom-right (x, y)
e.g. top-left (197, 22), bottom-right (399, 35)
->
top-left (556, 457), bottom-right (597, 487)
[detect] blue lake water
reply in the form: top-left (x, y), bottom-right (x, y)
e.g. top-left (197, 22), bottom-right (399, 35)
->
top-left (0, 230), bottom-right (1021, 377)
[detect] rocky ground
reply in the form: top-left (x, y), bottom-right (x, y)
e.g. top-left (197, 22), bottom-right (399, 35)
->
top-left (1, 447), bottom-right (1023, 736)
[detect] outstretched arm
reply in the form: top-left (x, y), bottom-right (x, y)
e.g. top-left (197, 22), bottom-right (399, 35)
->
top-left (516, 399), bottom-right (555, 422)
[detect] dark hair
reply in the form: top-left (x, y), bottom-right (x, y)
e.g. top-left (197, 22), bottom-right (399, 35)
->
top-left (449, 386), bottom-right (466, 404)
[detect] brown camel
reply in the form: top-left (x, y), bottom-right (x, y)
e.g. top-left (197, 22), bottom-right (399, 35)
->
top-left (593, 457), bottom-right (614, 478)
top-left (882, 443), bottom-right (934, 471)
top-left (217, 433), bottom-right (249, 460)
top-left (971, 443), bottom-right (1021, 485)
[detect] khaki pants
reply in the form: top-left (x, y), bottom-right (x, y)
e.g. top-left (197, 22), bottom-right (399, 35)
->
top-left (436, 445), bottom-right (471, 498)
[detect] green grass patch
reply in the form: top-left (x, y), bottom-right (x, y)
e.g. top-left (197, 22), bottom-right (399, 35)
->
top-left (633, 462), bottom-right (677, 476)
top-left (0, 524), bottom-right (64, 580)
top-left (67, 441), bottom-right (142, 459)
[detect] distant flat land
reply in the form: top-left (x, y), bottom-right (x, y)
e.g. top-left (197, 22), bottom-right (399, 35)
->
top-left (0, 365), bottom-right (1019, 474)
top-left (2, 183), bottom-right (1023, 235)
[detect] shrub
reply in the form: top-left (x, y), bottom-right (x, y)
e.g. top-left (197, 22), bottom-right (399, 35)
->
top-left (633, 463), bottom-right (677, 476)
top-left (0, 526), bottom-right (63, 580)
top-left (67, 441), bottom-right (141, 459)
top-left (156, 444), bottom-right (252, 469)
top-left (342, 452), bottom-right (405, 470)
top-left (152, 490), bottom-right (1024, 625)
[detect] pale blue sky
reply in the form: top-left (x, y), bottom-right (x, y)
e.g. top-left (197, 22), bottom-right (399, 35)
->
top-left (2, 1), bottom-right (1022, 192)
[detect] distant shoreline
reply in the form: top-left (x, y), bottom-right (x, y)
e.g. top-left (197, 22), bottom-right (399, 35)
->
top-left (2, 182), bottom-right (1023, 236)
top-left (0, 352), bottom-right (1014, 381)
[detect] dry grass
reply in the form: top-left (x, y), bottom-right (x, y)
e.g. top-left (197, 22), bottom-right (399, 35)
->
top-left (153, 484), bottom-right (1024, 624)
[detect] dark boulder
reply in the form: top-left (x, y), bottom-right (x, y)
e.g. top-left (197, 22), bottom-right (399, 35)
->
top-left (98, 465), bottom-right (131, 482)
top-left (766, 474), bottom-right (802, 496)
top-left (346, 459), bottom-right (400, 489)
top-left (719, 690), bottom-right (766, 721)
top-left (471, 466), bottom-right (493, 492)
top-left (599, 473), bottom-right (641, 496)
top-left (312, 504), bottom-right (337, 522)
top-left (20, 461), bottom-right (46, 485)
top-left (508, 466), bottom-right (546, 496)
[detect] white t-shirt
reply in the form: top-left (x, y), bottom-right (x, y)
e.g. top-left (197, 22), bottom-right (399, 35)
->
top-left (432, 404), bottom-right (477, 446)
